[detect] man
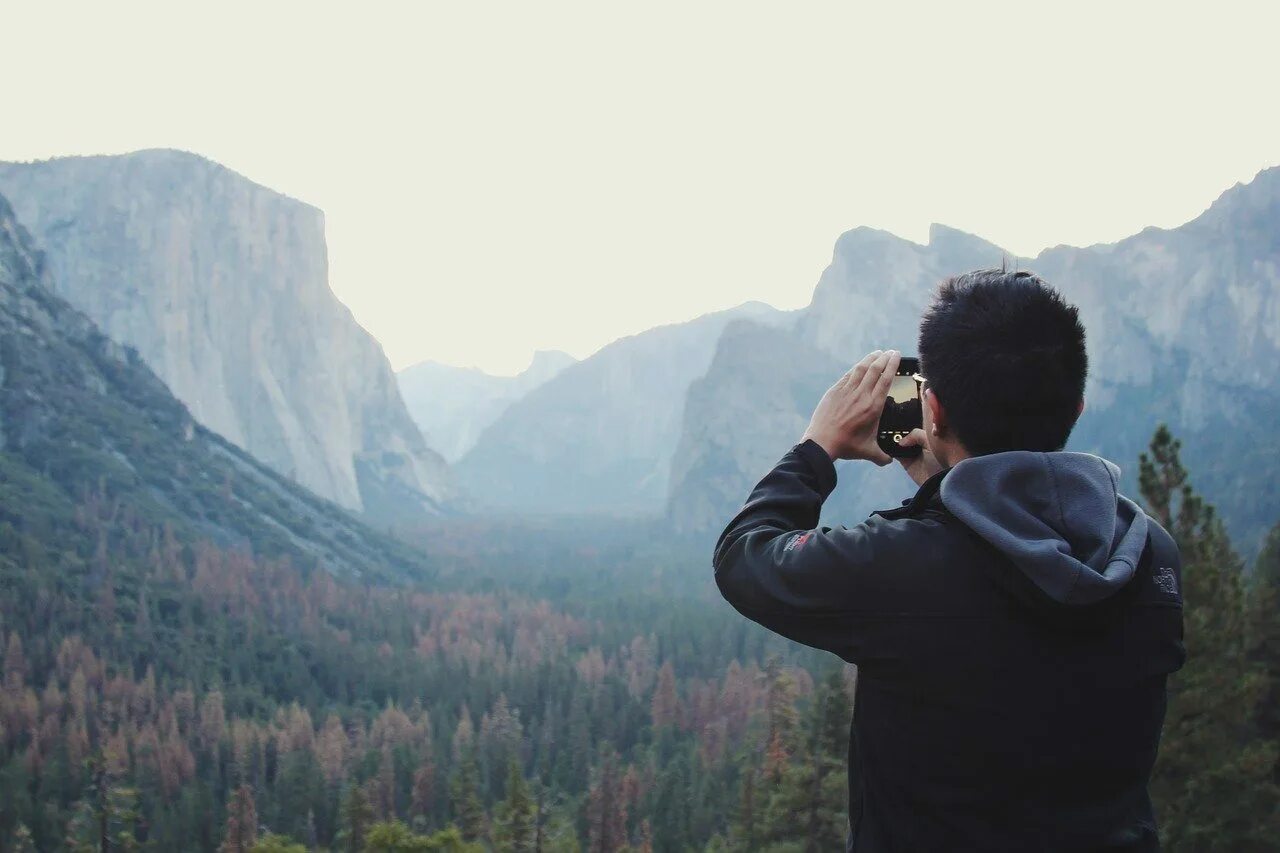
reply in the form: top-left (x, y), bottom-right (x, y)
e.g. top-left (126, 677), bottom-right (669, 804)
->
top-left (713, 270), bottom-right (1185, 852)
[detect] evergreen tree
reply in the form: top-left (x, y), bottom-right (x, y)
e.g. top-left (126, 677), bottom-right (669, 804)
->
top-left (1248, 521), bottom-right (1280, 774)
top-left (492, 758), bottom-right (536, 851)
top-left (448, 749), bottom-right (486, 843)
top-left (757, 668), bottom-right (847, 852)
top-left (584, 747), bottom-right (627, 853)
top-left (220, 784), bottom-right (259, 853)
top-left (410, 755), bottom-right (437, 829)
top-left (727, 768), bottom-right (758, 851)
top-left (339, 785), bottom-right (374, 853)
top-left (1140, 425), bottom-right (1280, 851)
top-left (650, 662), bottom-right (679, 730)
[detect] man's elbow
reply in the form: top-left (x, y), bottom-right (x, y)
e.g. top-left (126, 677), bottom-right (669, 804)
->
top-left (712, 541), bottom-right (749, 609)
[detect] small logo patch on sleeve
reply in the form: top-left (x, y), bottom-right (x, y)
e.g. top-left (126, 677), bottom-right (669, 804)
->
top-left (784, 532), bottom-right (813, 553)
top-left (1154, 566), bottom-right (1179, 596)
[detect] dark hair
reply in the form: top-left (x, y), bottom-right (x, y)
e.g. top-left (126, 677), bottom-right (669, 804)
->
top-left (917, 268), bottom-right (1087, 456)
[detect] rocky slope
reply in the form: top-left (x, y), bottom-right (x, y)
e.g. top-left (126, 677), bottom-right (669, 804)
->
top-left (398, 349), bottom-right (576, 462)
top-left (668, 168), bottom-right (1280, 554)
top-left (667, 224), bottom-right (1009, 534)
top-left (0, 192), bottom-right (432, 580)
top-left (0, 150), bottom-right (454, 525)
top-left (456, 302), bottom-right (793, 514)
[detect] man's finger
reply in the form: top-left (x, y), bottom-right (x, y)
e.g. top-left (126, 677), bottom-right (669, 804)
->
top-left (870, 350), bottom-right (901, 400)
top-left (855, 349), bottom-right (895, 397)
top-left (841, 350), bottom-right (882, 389)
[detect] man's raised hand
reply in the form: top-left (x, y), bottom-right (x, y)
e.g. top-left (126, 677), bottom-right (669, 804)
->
top-left (896, 428), bottom-right (944, 486)
top-left (802, 350), bottom-right (899, 465)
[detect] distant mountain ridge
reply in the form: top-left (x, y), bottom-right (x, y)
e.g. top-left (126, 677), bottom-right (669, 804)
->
top-left (398, 350), bottom-right (576, 462)
top-left (456, 301), bottom-right (795, 514)
top-left (0, 191), bottom-right (432, 580)
top-left (0, 149), bottom-right (455, 526)
top-left (669, 167), bottom-right (1280, 554)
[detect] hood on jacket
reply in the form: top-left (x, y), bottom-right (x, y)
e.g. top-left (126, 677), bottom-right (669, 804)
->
top-left (938, 451), bottom-right (1149, 606)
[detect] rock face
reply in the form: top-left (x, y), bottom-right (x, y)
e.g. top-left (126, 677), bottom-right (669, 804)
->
top-left (667, 319), bottom-right (846, 533)
top-left (398, 350), bottom-right (576, 462)
top-left (667, 167), bottom-right (1280, 554)
top-left (456, 302), bottom-right (792, 514)
top-left (668, 224), bottom-right (1011, 535)
top-left (0, 150), bottom-right (454, 524)
top-left (0, 191), bottom-right (432, 579)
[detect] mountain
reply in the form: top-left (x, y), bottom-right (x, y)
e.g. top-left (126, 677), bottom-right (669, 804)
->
top-left (667, 224), bottom-right (1008, 534)
top-left (667, 319), bottom-right (848, 532)
top-left (668, 168), bottom-right (1280, 554)
top-left (397, 349), bottom-right (576, 462)
top-left (456, 302), bottom-right (793, 515)
top-left (0, 191), bottom-right (433, 580)
top-left (0, 150), bottom-right (454, 525)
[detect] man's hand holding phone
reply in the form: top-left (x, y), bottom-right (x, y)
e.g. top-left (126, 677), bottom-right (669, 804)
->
top-left (803, 350), bottom-right (900, 465)
top-left (896, 429), bottom-right (944, 486)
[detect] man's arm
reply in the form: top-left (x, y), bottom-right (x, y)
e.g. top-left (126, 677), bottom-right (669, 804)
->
top-left (713, 438), bottom-right (884, 659)
top-left (712, 349), bottom-right (921, 661)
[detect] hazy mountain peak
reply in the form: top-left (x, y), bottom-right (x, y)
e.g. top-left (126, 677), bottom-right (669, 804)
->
top-left (398, 349), bottom-right (578, 464)
top-left (927, 222), bottom-right (1008, 260)
top-left (831, 224), bottom-right (918, 254)
top-left (521, 349), bottom-right (577, 384)
top-left (455, 299), bottom-right (789, 514)
top-left (13, 148), bottom-right (318, 212)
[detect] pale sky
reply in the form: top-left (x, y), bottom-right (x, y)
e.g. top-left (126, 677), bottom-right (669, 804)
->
top-left (4, 2), bottom-right (1277, 375)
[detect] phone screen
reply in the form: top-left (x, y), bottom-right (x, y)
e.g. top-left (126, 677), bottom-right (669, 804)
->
top-left (877, 358), bottom-right (922, 455)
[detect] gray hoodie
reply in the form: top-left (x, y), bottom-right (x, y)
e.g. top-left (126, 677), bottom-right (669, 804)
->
top-left (939, 450), bottom-right (1150, 606)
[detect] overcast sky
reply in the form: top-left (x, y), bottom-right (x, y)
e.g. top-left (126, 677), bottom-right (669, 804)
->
top-left (4, 2), bottom-right (1277, 375)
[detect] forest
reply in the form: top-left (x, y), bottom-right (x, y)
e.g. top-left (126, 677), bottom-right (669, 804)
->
top-left (1, 426), bottom-right (1278, 852)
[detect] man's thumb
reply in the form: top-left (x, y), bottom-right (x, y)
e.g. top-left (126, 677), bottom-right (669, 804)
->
top-left (899, 429), bottom-right (927, 449)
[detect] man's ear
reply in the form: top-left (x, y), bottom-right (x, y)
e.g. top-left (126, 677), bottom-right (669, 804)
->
top-left (1077, 397), bottom-right (1086, 417)
top-left (927, 389), bottom-right (946, 436)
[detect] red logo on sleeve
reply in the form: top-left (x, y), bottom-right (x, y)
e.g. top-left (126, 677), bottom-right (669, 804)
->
top-left (784, 532), bottom-right (813, 552)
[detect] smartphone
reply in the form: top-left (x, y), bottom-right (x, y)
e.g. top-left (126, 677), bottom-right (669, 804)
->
top-left (877, 356), bottom-right (923, 459)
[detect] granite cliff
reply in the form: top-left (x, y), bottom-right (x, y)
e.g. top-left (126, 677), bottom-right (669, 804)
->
top-left (0, 191), bottom-right (432, 579)
top-left (0, 150), bottom-right (454, 524)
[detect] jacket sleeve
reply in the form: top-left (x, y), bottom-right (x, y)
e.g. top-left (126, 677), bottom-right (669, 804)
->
top-left (712, 439), bottom-right (892, 663)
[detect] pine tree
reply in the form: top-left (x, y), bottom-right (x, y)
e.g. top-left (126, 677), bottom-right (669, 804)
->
top-left (800, 669), bottom-right (851, 851)
top-left (448, 749), bottom-right (486, 843)
top-left (650, 662), bottom-right (679, 731)
top-left (410, 755), bottom-right (437, 829)
top-left (757, 668), bottom-right (848, 851)
top-left (492, 758), bottom-right (536, 851)
top-left (1248, 521), bottom-right (1280, 774)
top-left (584, 747), bottom-right (627, 853)
top-left (220, 783), bottom-right (259, 853)
top-left (728, 768), bottom-right (758, 851)
top-left (339, 785), bottom-right (374, 853)
top-left (1140, 425), bottom-right (1280, 851)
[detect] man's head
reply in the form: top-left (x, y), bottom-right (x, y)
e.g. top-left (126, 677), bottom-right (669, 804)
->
top-left (917, 268), bottom-right (1087, 465)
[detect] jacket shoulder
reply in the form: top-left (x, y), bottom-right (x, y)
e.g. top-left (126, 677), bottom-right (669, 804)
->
top-left (848, 507), bottom-right (1000, 610)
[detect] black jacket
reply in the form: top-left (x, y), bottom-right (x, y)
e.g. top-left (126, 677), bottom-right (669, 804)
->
top-left (714, 439), bottom-right (1185, 852)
